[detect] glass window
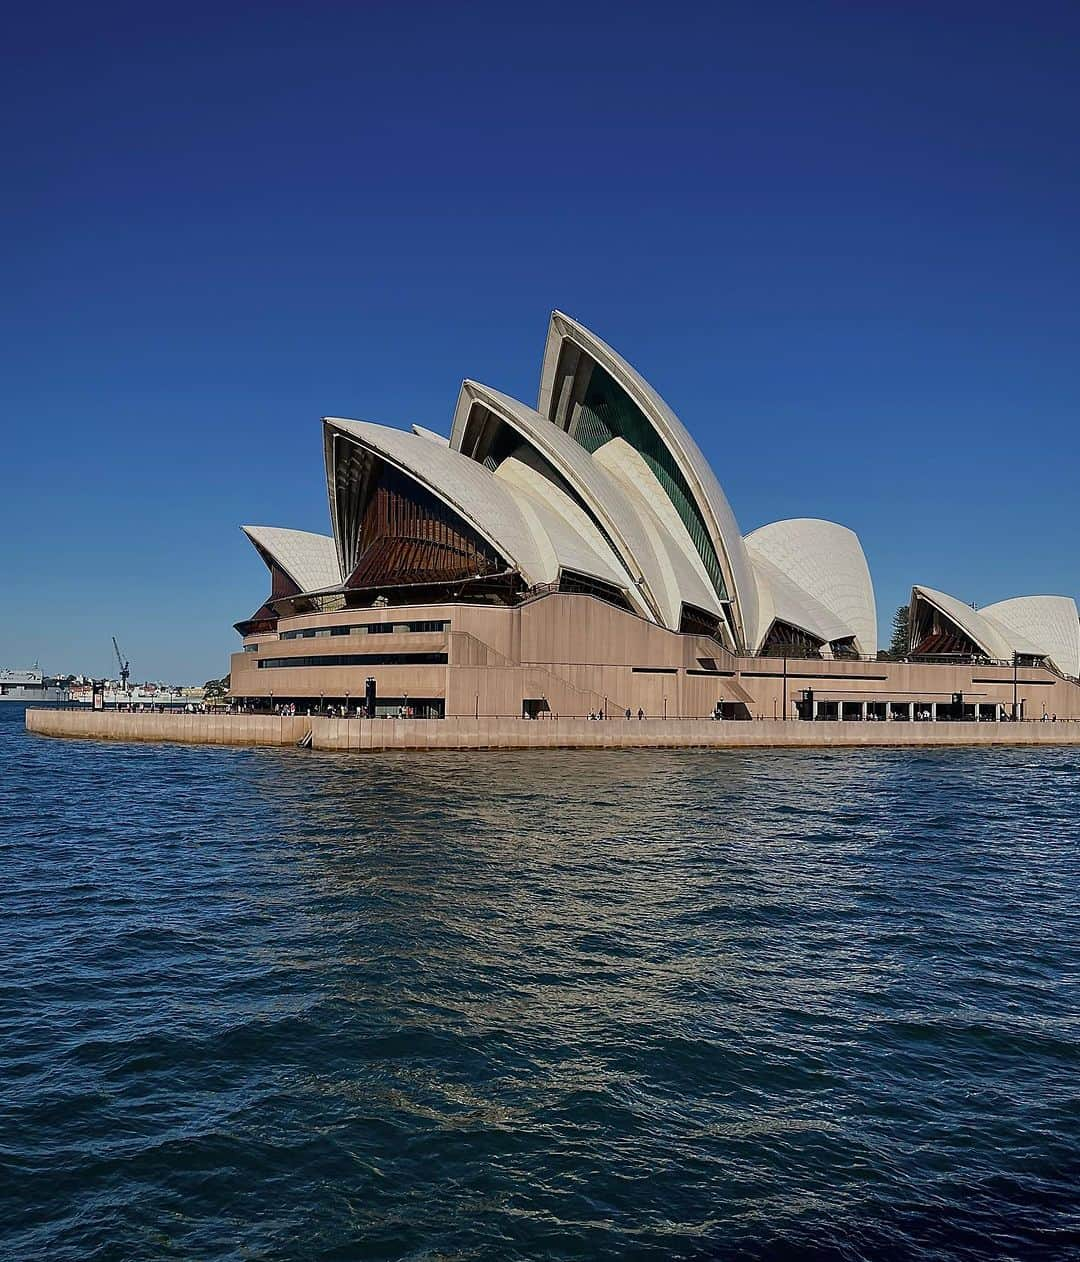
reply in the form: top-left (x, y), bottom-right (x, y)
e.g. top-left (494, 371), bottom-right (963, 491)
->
top-left (258, 652), bottom-right (448, 669)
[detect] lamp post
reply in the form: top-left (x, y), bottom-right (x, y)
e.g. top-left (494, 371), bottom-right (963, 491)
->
top-left (663, 695), bottom-right (668, 720)
top-left (1013, 652), bottom-right (1019, 720)
top-left (345, 689), bottom-right (349, 719)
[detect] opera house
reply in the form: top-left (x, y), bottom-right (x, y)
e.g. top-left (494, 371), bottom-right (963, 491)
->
top-left (230, 312), bottom-right (1080, 723)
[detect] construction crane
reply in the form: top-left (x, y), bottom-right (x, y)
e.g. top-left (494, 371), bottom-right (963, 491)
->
top-left (112, 637), bottom-right (130, 692)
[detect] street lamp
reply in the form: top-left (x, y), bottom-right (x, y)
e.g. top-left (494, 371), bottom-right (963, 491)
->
top-left (345, 689), bottom-right (350, 718)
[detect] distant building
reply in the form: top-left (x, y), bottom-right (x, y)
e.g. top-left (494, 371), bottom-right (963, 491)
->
top-left (230, 312), bottom-right (1080, 722)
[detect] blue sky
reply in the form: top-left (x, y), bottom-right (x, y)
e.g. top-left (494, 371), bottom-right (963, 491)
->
top-left (3, 1), bottom-right (1077, 683)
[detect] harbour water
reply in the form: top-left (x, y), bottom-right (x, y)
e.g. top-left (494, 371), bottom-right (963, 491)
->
top-left (2, 704), bottom-right (1077, 1260)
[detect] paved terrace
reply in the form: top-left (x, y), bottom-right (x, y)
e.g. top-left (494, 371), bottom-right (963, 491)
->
top-left (25, 709), bottom-right (1080, 751)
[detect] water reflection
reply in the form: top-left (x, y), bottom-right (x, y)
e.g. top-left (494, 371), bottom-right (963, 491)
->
top-left (4, 707), bottom-right (1077, 1261)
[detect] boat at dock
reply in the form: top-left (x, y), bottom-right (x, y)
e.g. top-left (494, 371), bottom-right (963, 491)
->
top-left (0, 668), bottom-right (70, 704)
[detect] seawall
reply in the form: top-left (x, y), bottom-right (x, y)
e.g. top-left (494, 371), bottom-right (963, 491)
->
top-left (25, 708), bottom-right (1080, 751)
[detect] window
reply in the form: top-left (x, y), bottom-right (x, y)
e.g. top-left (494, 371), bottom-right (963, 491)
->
top-left (281, 620), bottom-right (449, 640)
top-left (258, 652), bottom-right (448, 669)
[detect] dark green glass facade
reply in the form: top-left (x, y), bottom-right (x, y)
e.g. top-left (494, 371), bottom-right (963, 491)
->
top-left (570, 364), bottom-right (728, 600)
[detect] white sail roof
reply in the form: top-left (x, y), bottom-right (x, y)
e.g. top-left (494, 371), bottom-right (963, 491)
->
top-left (911, 586), bottom-right (1044, 661)
top-left (592, 439), bottom-right (726, 629)
top-left (323, 417), bottom-right (636, 594)
top-left (240, 525), bottom-right (341, 594)
top-left (451, 380), bottom-right (723, 629)
top-left (411, 424), bottom-right (449, 446)
top-left (492, 457), bottom-right (642, 597)
top-left (752, 554), bottom-right (854, 648)
top-left (982, 595), bottom-right (1080, 678)
top-left (537, 311), bottom-right (759, 649)
top-left (745, 519), bottom-right (877, 655)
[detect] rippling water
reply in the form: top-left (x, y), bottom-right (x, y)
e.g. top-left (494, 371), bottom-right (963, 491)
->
top-left (2, 705), bottom-right (1078, 1260)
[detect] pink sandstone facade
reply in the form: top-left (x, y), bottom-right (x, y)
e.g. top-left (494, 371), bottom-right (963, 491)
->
top-left (229, 591), bottom-right (1080, 725)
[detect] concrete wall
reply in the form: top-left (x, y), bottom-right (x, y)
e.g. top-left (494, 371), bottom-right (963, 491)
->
top-left (25, 708), bottom-right (311, 747)
top-left (311, 717), bottom-right (1080, 751)
top-left (27, 707), bottom-right (1080, 751)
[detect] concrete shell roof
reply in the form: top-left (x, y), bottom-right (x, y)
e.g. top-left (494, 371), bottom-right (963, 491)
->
top-left (450, 380), bottom-right (723, 628)
top-left (745, 519), bottom-right (878, 655)
top-left (323, 416), bottom-right (633, 591)
top-left (591, 438), bottom-right (725, 628)
top-left (981, 595), bottom-right (1080, 678)
top-left (411, 424), bottom-right (449, 446)
top-left (241, 525), bottom-right (341, 594)
top-left (537, 311), bottom-right (759, 648)
top-left (911, 586), bottom-right (1043, 661)
top-left (752, 554), bottom-right (853, 647)
top-left (491, 457), bottom-right (638, 594)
